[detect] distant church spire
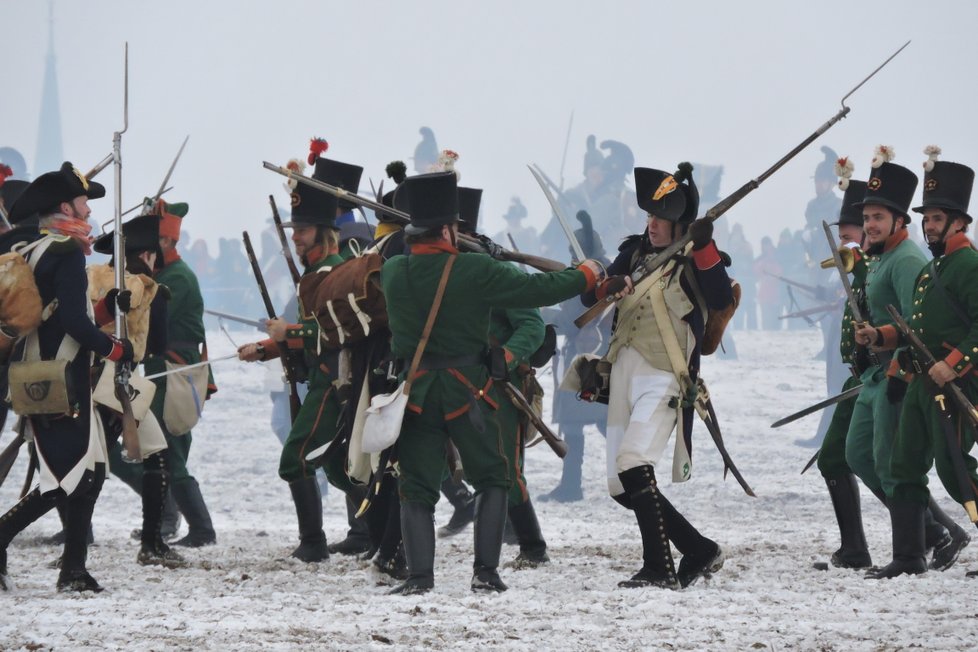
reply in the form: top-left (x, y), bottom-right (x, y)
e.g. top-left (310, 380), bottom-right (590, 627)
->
top-left (34, 0), bottom-right (64, 177)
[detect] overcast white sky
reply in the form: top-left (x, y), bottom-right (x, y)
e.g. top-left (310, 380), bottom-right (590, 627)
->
top-left (3, 0), bottom-right (977, 254)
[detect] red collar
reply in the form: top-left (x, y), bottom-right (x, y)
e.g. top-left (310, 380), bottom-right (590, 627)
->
top-left (409, 242), bottom-right (459, 255)
top-left (882, 227), bottom-right (908, 253)
top-left (303, 244), bottom-right (326, 266)
top-left (944, 231), bottom-right (976, 256)
top-left (163, 248), bottom-right (181, 266)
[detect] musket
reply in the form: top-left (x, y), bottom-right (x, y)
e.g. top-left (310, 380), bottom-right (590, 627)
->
top-left (770, 383), bottom-right (863, 428)
top-left (823, 221), bottom-right (879, 367)
top-left (0, 431), bottom-right (24, 489)
top-left (779, 303), bottom-right (839, 320)
top-left (765, 272), bottom-right (826, 299)
top-left (503, 381), bottom-right (567, 458)
top-left (85, 153), bottom-right (114, 181)
top-left (886, 304), bottom-right (978, 522)
top-left (204, 309), bottom-right (265, 329)
top-left (149, 135), bottom-right (189, 208)
top-left (265, 160), bottom-right (570, 273)
top-left (528, 164), bottom-right (587, 263)
top-left (243, 230), bottom-right (303, 422)
top-left (121, 188), bottom-right (171, 218)
top-left (111, 43), bottom-right (141, 463)
top-left (269, 195), bottom-right (302, 285)
top-left (573, 40), bottom-right (911, 330)
top-left (143, 353), bottom-right (237, 380)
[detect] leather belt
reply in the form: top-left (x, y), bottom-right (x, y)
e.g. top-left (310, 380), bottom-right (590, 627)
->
top-left (418, 352), bottom-right (485, 371)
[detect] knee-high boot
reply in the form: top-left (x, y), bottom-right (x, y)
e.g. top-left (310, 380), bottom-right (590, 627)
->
top-left (137, 453), bottom-right (186, 568)
top-left (658, 493), bottom-right (724, 586)
top-left (865, 498), bottom-right (927, 579)
top-left (617, 465), bottom-right (679, 589)
top-left (58, 465), bottom-right (106, 592)
top-left (506, 498), bottom-right (549, 569)
top-left (0, 488), bottom-right (59, 590)
top-left (287, 477), bottom-right (328, 562)
top-left (823, 474), bottom-right (872, 569)
top-left (328, 484), bottom-right (371, 555)
top-left (471, 487), bottom-right (508, 592)
top-left (927, 497), bottom-right (971, 571)
top-left (170, 477), bottom-right (216, 547)
top-left (389, 501), bottom-right (435, 595)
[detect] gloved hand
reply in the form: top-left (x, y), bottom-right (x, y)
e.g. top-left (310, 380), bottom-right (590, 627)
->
top-left (475, 233), bottom-right (505, 259)
top-left (598, 275), bottom-right (633, 300)
top-left (885, 376), bottom-right (908, 404)
top-left (107, 336), bottom-right (135, 364)
top-left (688, 218), bottom-right (713, 250)
top-left (105, 288), bottom-right (132, 316)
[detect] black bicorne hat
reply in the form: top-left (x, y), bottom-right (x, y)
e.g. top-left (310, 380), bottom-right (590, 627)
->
top-left (314, 158), bottom-right (364, 211)
top-left (93, 213), bottom-right (163, 261)
top-left (852, 148), bottom-right (918, 223)
top-left (835, 180), bottom-right (869, 229)
top-left (398, 172), bottom-right (459, 236)
top-left (912, 158), bottom-right (974, 223)
top-left (8, 161), bottom-right (106, 225)
top-left (634, 162), bottom-right (699, 224)
top-left (457, 187), bottom-right (483, 234)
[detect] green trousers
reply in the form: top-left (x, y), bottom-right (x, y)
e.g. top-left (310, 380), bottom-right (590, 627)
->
top-left (889, 376), bottom-right (978, 506)
top-left (844, 366), bottom-right (898, 495)
top-left (277, 379), bottom-right (351, 492)
top-left (816, 375), bottom-right (860, 478)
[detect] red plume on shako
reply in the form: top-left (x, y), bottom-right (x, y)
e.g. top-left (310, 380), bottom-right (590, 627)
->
top-left (308, 137), bottom-right (329, 166)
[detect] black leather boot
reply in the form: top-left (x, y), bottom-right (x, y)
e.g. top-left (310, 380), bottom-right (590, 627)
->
top-left (287, 477), bottom-right (329, 562)
top-left (328, 485), bottom-right (371, 555)
top-left (137, 453), bottom-right (186, 568)
top-left (927, 497), bottom-right (970, 571)
top-left (42, 503), bottom-right (94, 546)
top-left (657, 493), bottom-right (723, 587)
top-left (823, 474), bottom-right (872, 569)
top-left (438, 478), bottom-right (475, 538)
top-left (58, 466), bottom-right (105, 593)
top-left (170, 478), bottom-right (216, 547)
top-left (471, 487), bottom-right (508, 592)
top-left (617, 465), bottom-right (680, 589)
top-left (0, 488), bottom-right (59, 590)
top-left (865, 498), bottom-right (927, 579)
top-left (389, 502), bottom-right (435, 595)
top-left (505, 499), bottom-right (549, 569)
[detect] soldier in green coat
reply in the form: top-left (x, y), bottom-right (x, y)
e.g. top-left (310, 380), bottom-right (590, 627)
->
top-left (459, 186), bottom-right (551, 568)
top-left (857, 150), bottom-right (976, 578)
top-left (382, 172), bottom-right (608, 595)
top-left (238, 165), bottom-right (347, 563)
top-left (143, 199), bottom-right (218, 548)
top-left (814, 173), bottom-right (874, 570)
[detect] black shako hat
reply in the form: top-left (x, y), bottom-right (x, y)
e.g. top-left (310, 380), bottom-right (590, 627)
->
top-left (398, 172), bottom-right (459, 236)
top-left (93, 213), bottom-right (163, 260)
top-left (634, 162), bottom-right (699, 224)
top-left (8, 161), bottom-right (106, 225)
top-left (835, 180), bottom-right (869, 228)
top-left (852, 147), bottom-right (918, 223)
top-left (282, 176), bottom-right (339, 229)
top-left (912, 157), bottom-right (974, 223)
top-left (457, 187), bottom-right (483, 234)
top-left (314, 158), bottom-right (364, 211)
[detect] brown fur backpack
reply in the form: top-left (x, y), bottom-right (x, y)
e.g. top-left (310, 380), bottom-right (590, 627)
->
top-left (298, 253), bottom-right (388, 350)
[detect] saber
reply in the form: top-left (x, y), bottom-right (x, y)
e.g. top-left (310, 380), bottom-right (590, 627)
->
top-left (204, 309), bottom-right (265, 329)
top-left (528, 164), bottom-right (586, 263)
top-left (823, 220), bottom-right (879, 367)
top-left (0, 202), bottom-right (11, 230)
top-left (574, 40), bottom-right (911, 329)
top-left (770, 384), bottom-right (863, 428)
top-left (801, 450), bottom-right (820, 475)
top-left (143, 353), bottom-right (238, 380)
top-left (138, 136), bottom-right (189, 216)
top-left (693, 390), bottom-right (755, 497)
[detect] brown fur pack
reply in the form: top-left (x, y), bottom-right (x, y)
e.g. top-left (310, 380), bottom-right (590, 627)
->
top-left (87, 264), bottom-right (158, 362)
top-left (298, 253), bottom-right (387, 350)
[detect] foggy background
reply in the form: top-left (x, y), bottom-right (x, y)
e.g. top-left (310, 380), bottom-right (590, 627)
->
top-left (3, 0), bottom-right (977, 254)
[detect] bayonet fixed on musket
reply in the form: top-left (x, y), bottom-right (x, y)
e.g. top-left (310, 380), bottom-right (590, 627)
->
top-left (573, 40), bottom-right (911, 329)
top-left (204, 309), bottom-right (265, 329)
top-left (771, 384), bottom-right (864, 428)
top-left (528, 164), bottom-right (586, 263)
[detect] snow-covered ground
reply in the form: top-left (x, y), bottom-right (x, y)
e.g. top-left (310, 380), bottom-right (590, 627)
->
top-left (2, 330), bottom-right (976, 651)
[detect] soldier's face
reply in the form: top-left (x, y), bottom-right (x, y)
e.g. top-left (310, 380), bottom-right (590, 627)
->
top-left (921, 208), bottom-right (966, 243)
top-left (837, 224), bottom-right (863, 246)
top-left (63, 196), bottom-right (91, 221)
top-left (862, 205), bottom-right (901, 246)
top-left (291, 225), bottom-right (317, 257)
top-left (647, 214), bottom-right (674, 247)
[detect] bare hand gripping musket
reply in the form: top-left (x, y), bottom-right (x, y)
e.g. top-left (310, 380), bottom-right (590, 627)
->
top-left (886, 304), bottom-right (978, 523)
top-left (574, 40), bottom-right (911, 329)
top-left (243, 231), bottom-right (304, 422)
top-left (262, 161), bottom-right (568, 273)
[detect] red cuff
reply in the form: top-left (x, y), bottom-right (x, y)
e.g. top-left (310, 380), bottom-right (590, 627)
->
top-left (94, 298), bottom-right (113, 327)
top-left (885, 358), bottom-right (902, 378)
top-left (504, 348), bottom-right (515, 365)
top-left (944, 347), bottom-right (965, 374)
top-left (878, 325), bottom-right (899, 350)
top-left (106, 339), bottom-right (124, 362)
top-left (595, 280), bottom-right (610, 302)
top-left (578, 265), bottom-right (597, 292)
top-left (259, 338), bottom-right (281, 361)
top-left (691, 241), bottom-right (721, 270)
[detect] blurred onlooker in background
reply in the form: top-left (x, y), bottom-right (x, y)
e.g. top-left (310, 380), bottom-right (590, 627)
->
top-left (493, 196), bottom-right (540, 255)
top-left (754, 236), bottom-right (783, 330)
top-left (726, 223), bottom-right (756, 330)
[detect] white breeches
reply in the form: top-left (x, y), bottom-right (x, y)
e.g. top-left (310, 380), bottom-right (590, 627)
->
top-left (605, 347), bottom-right (679, 496)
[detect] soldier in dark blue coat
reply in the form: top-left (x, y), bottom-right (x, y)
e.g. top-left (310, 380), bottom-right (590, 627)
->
top-left (0, 162), bottom-right (134, 592)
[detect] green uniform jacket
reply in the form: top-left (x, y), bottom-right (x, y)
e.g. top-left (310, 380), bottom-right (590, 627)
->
top-left (382, 247), bottom-right (591, 419)
top-left (864, 229), bottom-right (927, 352)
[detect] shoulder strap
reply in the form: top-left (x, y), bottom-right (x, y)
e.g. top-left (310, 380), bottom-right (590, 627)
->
top-left (405, 255), bottom-right (456, 388)
top-left (928, 259), bottom-right (971, 328)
